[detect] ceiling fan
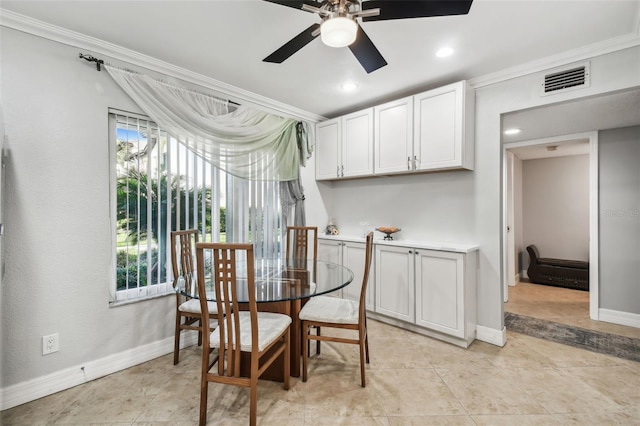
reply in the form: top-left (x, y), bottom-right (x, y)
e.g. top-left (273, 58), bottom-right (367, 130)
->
top-left (262, 0), bottom-right (474, 73)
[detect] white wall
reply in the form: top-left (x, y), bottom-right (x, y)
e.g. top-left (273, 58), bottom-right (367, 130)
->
top-left (0, 104), bottom-right (5, 399)
top-left (522, 155), bottom-right (590, 263)
top-left (314, 171), bottom-right (476, 241)
top-left (514, 156), bottom-right (524, 275)
top-left (599, 125), bottom-right (640, 314)
top-left (0, 28), bottom-right (176, 398)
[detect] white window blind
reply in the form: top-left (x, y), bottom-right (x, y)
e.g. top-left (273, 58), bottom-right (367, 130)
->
top-left (110, 110), bottom-right (285, 302)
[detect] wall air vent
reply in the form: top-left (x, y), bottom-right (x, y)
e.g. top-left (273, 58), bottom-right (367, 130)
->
top-left (541, 62), bottom-right (590, 96)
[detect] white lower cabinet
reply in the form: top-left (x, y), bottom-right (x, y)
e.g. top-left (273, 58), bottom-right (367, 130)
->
top-left (318, 239), bottom-right (374, 310)
top-left (375, 243), bottom-right (477, 347)
top-left (321, 237), bottom-right (477, 347)
top-left (415, 250), bottom-right (471, 340)
top-left (374, 245), bottom-right (414, 322)
top-left (318, 239), bottom-right (343, 266)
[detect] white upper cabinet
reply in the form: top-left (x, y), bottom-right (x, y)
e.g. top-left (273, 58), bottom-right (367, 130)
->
top-left (413, 81), bottom-right (474, 172)
top-left (315, 109), bottom-right (373, 180)
top-left (315, 118), bottom-right (341, 180)
top-left (342, 109), bottom-right (374, 178)
top-left (315, 80), bottom-right (474, 180)
top-left (374, 96), bottom-right (413, 175)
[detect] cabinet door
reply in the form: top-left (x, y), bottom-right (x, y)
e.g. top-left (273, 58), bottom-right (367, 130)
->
top-left (342, 109), bottom-right (374, 178)
top-left (375, 245), bottom-right (414, 322)
top-left (318, 240), bottom-right (343, 297)
top-left (318, 240), bottom-right (342, 264)
top-left (374, 96), bottom-right (413, 175)
top-left (413, 82), bottom-right (462, 171)
top-left (415, 250), bottom-right (465, 337)
top-left (315, 118), bottom-right (341, 180)
top-left (342, 241), bottom-right (374, 311)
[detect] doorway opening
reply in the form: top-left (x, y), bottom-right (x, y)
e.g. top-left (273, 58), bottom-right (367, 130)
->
top-left (499, 88), bottom-right (640, 351)
top-left (502, 131), bottom-right (600, 329)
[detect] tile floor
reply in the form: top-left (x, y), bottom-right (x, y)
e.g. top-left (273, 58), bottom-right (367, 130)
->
top-left (2, 316), bottom-right (640, 425)
top-left (505, 281), bottom-right (640, 340)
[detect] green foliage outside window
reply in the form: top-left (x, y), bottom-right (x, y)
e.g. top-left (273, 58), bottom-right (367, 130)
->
top-left (116, 169), bottom-right (225, 290)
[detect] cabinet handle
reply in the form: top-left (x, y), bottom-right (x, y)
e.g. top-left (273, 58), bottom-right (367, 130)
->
top-left (407, 156), bottom-right (411, 170)
top-left (336, 165), bottom-right (340, 177)
top-left (409, 250), bottom-right (413, 254)
top-left (341, 165), bottom-right (344, 177)
top-left (413, 155), bottom-right (418, 170)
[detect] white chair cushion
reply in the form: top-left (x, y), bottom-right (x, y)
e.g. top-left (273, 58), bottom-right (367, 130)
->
top-left (299, 295), bottom-right (359, 324)
top-left (210, 311), bottom-right (291, 352)
top-left (178, 298), bottom-right (218, 314)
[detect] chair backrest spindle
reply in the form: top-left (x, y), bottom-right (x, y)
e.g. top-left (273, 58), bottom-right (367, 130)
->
top-left (359, 232), bottom-right (374, 324)
top-left (286, 226), bottom-right (318, 263)
top-left (171, 229), bottom-right (199, 294)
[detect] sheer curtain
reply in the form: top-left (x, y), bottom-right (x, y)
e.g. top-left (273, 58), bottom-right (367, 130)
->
top-left (280, 122), bottom-right (313, 228)
top-left (106, 66), bottom-right (302, 181)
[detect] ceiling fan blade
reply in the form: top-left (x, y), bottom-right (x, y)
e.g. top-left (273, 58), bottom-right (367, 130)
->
top-left (362, 0), bottom-right (473, 21)
top-left (348, 24), bottom-right (387, 74)
top-left (262, 0), bottom-right (321, 12)
top-left (263, 23), bottom-right (321, 63)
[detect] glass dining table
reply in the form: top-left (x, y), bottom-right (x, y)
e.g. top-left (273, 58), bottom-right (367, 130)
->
top-left (180, 258), bottom-right (354, 378)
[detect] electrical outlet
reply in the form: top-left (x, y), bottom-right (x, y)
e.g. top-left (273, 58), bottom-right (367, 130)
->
top-left (42, 333), bottom-right (59, 355)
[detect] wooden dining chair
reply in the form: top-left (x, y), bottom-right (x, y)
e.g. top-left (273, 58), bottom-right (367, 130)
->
top-left (170, 229), bottom-right (218, 365)
top-left (285, 225), bottom-right (321, 354)
top-left (195, 242), bottom-right (291, 426)
top-left (299, 231), bottom-right (374, 387)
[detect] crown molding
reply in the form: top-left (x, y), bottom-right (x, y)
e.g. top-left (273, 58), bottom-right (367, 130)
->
top-left (0, 9), bottom-right (326, 123)
top-left (469, 32), bottom-right (640, 89)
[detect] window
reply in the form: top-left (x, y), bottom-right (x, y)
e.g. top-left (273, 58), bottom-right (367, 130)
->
top-left (110, 110), bottom-right (284, 302)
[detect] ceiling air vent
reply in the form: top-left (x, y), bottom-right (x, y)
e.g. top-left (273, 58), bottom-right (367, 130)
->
top-left (541, 62), bottom-right (590, 96)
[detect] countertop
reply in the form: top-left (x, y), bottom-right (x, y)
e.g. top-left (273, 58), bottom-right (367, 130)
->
top-left (318, 234), bottom-right (479, 254)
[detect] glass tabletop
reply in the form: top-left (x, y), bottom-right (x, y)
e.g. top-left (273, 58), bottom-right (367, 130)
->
top-left (180, 258), bottom-right (354, 303)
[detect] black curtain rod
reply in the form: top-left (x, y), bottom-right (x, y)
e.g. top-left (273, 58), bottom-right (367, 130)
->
top-left (78, 53), bottom-right (240, 106)
top-left (79, 53), bottom-right (104, 71)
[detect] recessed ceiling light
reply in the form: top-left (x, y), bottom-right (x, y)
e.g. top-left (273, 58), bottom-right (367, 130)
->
top-left (504, 128), bottom-right (522, 135)
top-left (436, 47), bottom-right (454, 58)
top-left (341, 81), bottom-right (358, 92)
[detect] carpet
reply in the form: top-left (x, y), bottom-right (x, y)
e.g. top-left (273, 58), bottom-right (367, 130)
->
top-left (504, 312), bottom-right (640, 363)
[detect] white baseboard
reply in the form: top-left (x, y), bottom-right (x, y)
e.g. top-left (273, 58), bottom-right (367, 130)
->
top-left (508, 273), bottom-right (520, 287)
top-left (598, 308), bottom-right (640, 329)
top-left (476, 325), bottom-right (507, 347)
top-left (0, 333), bottom-right (198, 411)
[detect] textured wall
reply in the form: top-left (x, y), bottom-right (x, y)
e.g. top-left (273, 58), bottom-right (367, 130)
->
top-left (523, 154), bottom-right (590, 263)
top-left (599, 125), bottom-right (640, 314)
top-left (0, 28), bottom-right (175, 389)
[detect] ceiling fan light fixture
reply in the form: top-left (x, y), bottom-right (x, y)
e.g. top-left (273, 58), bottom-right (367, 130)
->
top-left (321, 17), bottom-right (357, 48)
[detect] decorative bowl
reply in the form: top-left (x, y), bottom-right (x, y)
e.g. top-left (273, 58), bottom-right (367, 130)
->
top-left (376, 227), bottom-right (401, 240)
